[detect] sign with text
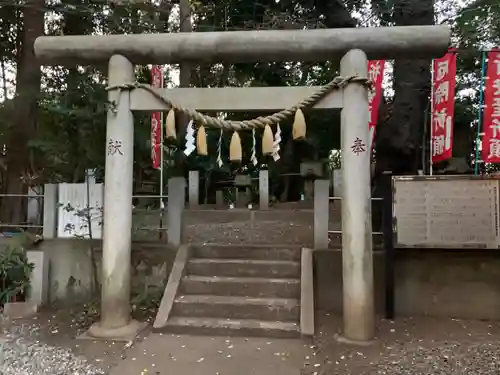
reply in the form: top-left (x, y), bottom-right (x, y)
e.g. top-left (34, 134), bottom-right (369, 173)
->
top-left (481, 51), bottom-right (500, 163)
top-left (151, 65), bottom-right (163, 169)
top-left (393, 176), bottom-right (500, 249)
top-left (431, 51), bottom-right (456, 164)
top-left (367, 60), bottom-right (385, 152)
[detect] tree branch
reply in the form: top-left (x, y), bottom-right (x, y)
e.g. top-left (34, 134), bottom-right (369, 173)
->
top-left (313, 0), bottom-right (357, 28)
top-left (440, 0), bottom-right (493, 24)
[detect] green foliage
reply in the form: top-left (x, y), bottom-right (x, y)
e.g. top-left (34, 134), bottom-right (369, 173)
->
top-left (0, 234), bottom-right (34, 305)
top-left (31, 69), bottom-right (109, 182)
top-left (452, 0), bottom-right (500, 167)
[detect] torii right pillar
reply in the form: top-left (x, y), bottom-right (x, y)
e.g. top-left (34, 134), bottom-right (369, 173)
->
top-left (339, 49), bottom-right (374, 343)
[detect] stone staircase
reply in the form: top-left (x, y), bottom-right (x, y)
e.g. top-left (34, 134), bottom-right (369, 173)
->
top-left (154, 244), bottom-right (313, 338)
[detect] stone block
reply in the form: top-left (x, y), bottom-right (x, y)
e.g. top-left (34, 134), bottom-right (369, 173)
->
top-left (300, 161), bottom-right (326, 178)
top-left (3, 301), bottom-right (39, 319)
top-left (27, 250), bottom-right (49, 306)
top-left (234, 174), bottom-right (251, 187)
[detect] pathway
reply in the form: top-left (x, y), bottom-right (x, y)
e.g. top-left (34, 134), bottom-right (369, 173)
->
top-left (110, 334), bottom-right (317, 375)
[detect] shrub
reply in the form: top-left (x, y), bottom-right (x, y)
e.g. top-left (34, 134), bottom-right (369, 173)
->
top-left (0, 234), bottom-right (34, 307)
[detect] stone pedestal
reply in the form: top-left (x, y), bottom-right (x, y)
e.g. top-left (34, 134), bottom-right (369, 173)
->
top-left (216, 190), bottom-right (224, 207)
top-left (234, 188), bottom-right (247, 208)
top-left (304, 180), bottom-right (314, 201)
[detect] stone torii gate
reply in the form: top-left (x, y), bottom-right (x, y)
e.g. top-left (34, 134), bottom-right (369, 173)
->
top-left (34, 26), bottom-right (450, 343)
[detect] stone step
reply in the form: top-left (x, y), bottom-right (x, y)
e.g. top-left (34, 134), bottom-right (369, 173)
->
top-left (186, 258), bottom-right (301, 278)
top-left (192, 245), bottom-right (301, 261)
top-left (180, 275), bottom-right (300, 299)
top-left (172, 295), bottom-right (300, 321)
top-left (163, 316), bottom-right (300, 338)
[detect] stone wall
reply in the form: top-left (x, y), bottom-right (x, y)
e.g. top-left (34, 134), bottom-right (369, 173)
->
top-left (315, 248), bottom-right (500, 320)
top-left (28, 239), bottom-right (176, 305)
top-left (22, 238), bottom-right (500, 320)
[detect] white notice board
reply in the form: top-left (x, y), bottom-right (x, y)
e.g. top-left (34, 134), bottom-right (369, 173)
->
top-left (393, 176), bottom-right (500, 249)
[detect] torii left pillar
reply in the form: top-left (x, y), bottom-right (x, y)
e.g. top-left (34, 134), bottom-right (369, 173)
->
top-left (87, 55), bottom-right (146, 340)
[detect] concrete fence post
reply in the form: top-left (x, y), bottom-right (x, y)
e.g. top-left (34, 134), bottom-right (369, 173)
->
top-left (314, 179), bottom-right (329, 249)
top-left (188, 170), bottom-right (199, 208)
top-left (26, 250), bottom-right (49, 306)
top-left (43, 184), bottom-right (58, 239)
top-left (259, 170), bottom-right (269, 210)
top-left (167, 176), bottom-right (186, 247)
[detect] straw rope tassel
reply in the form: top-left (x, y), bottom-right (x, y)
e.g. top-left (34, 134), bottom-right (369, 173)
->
top-left (229, 132), bottom-right (242, 162)
top-left (292, 108), bottom-right (306, 140)
top-left (165, 109), bottom-right (176, 139)
top-left (262, 124), bottom-right (274, 155)
top-left (196, 125), bottom-right (208, 156)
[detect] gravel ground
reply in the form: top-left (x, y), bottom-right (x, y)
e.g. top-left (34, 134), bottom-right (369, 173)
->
top-left (365, 343), bottom-right (500, 375)
top-left (0, 306), bottom-right (150, 375)
top-left (185, 220), bottom-right (316, 245)
top-left (0, 319), bottom-right (106, 375)
top-left (182, 208), bottom-right (384, 248)
top-left (313, 312), bottom-right (500, 375)
top-left (5, 311), bottom-right (500, 374)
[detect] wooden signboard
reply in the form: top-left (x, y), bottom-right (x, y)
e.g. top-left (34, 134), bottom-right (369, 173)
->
top-left (393, 176), bottom-right (500, 249)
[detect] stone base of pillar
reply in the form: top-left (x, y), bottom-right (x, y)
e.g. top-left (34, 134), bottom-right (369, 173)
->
top-left (235, 189), bottom-right (247, 208)
top-left (216, 190), bottom-right (224, 207)
top-left (334, 333), bottom-right (375, 346)
top-left (82, 319), bottom-right (148, 342)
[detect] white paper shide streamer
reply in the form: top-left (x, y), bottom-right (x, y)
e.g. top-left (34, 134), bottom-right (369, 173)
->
top-left (217, 129), bottom-right (223, 167)
top-left (184, 120), bottom-right (196, 156)
top-left (250, 129), bottom-right (258, 166)
top-left (273, 124), bottom-right (282, 161)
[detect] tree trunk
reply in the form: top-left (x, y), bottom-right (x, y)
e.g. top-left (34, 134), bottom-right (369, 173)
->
top-left (374, 0), bottom-right (434, 177)
top-left (0, 0), bottom-right (44, 227)
top-left (62, 0), bottom-right (95, 183)
top-left (373, 0), bottom-right (433, 230)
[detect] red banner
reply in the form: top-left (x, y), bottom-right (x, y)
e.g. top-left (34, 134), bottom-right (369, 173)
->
top-left (151, 66), bottom-right (163, 169)
top-left (431, 51), bottom-right (456, 164)
top-left (481, 51), bottom-right (500, 163)
top-left (367, 60), bottom-right (385, 151)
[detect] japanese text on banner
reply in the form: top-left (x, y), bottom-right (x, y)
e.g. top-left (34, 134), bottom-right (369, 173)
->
top-left (481, 51), bottom-right (500, 163)
top-left (431, 51), bottom-right (456, 164)
top-left (367, 60), bottom-right (385, 152)
top-left (151, 66), bottom-right (163, 170)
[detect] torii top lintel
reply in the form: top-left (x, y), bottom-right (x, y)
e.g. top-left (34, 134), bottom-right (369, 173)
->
top-left (34, 25), bottom-right (451, 66)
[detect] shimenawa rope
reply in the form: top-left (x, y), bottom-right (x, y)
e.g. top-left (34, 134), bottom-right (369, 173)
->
top-left (106, 75), bottom-right (371, 131)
